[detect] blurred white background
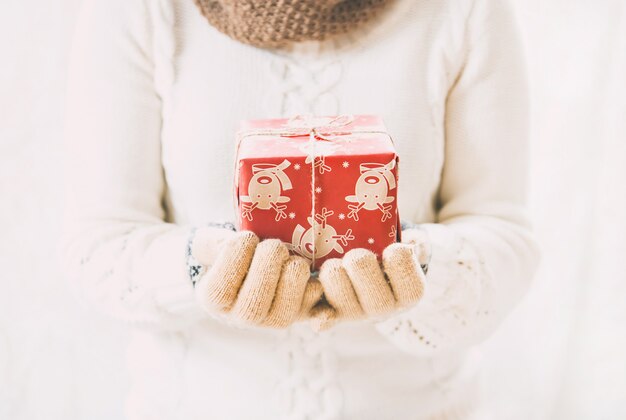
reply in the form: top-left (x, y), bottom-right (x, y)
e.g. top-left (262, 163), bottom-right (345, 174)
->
top-left (1, 1), bottom-right (624, 419)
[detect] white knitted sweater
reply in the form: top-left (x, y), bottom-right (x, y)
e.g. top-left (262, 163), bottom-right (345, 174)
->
top-left (62, 0), bottom-right (539, 418)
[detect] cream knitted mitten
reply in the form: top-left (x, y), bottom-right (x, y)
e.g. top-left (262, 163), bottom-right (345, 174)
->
top-left (191, 226), bottom-right (322, 328)
top-left (312, 228), bottom-right (431, 331)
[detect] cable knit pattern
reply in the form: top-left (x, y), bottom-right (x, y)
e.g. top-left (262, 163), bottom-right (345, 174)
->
top-left (266, 52), bottom-right (344, 116)
top-left (274, 328), bottom-right (343, 420)
top-left (267, 42), bottom-right (345, 420)
top-left (62, 0), bottom-right (539, 418)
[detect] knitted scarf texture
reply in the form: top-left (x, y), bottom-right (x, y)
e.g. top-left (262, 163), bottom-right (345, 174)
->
top-left (194, 0), bottom-right (393, 49)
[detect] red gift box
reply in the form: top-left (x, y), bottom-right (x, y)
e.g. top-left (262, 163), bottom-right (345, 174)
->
top-left (234, 115), bottom-right (400, 269)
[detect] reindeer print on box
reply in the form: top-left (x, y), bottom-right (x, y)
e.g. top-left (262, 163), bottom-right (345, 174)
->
top-left (235, 115), bottom-right (400, 269)
top-left (346, 159), bottom-right (397, 222)
top-left (289, 208), bottom-right (355, 261)
top-left (240, 160), bottom-right (292, 222)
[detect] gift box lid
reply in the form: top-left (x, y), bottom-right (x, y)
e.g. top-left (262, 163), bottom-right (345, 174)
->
top-left (236, 115), bottom-right (395, 160)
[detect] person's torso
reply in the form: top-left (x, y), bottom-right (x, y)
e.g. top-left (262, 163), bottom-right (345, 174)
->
top-left (127, 1), bottom-right (482, 419)
top-left (158, 0), bottom-right (469, 229)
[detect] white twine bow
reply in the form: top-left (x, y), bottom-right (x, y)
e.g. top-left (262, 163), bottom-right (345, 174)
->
top-left (238, 114), bottom-right (358, 142)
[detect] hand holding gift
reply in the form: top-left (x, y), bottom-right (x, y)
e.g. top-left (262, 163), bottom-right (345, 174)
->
top-left (191, 227), bottom-right (324, 328)
top-left (310, 227), bottom-right (432, 331)
top-left (231, 114), bottom-right (430, 330)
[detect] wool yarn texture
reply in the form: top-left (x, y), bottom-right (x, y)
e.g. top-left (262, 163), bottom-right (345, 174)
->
top-left (194, 0), bottom-right (394, 49)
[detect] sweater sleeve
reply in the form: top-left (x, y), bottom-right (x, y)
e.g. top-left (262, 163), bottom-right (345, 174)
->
top-left (374, 0), bottom-right (540, 356)
top-left (61, 0), bottom-right (205, 330)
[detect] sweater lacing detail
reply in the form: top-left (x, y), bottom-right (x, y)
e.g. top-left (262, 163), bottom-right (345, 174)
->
top-left (276, 327), bottom-right (343, 420)
top-left (266, 50), bottom-right (343, 117)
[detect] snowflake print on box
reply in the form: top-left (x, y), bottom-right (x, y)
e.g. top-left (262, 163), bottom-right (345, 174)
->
top-left (235, 115), bottom-right (401, 269)
top-left (240, 159), bottom-right (292, 221)
top-left (289, 208), bottom-right (355, 261)
top-left (346, 159), bottom-right (396, 222)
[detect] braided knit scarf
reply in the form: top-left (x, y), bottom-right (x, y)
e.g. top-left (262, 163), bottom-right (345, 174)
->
top-left (194, 0), bottom-right (394, 49)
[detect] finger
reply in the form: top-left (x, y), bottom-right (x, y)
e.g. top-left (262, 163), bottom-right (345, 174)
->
top-left (401, 228), bottom-right (432, 267)
top-left (343, 249), bottom-right (395, 316)
top-left (263, 256), bottom-right (310, 328)
top-left (232, 239), bottom-right (290, 324)
top-left (196, 231), bottom-right (258, 312)
top-left (309, 302), bottom-right (337, 332)
top-left (383, 243), bottom-right (425, 307)
top-left (191, 226), bottom-right (236, 267)
top-left (318, 258), bottom-right (363, 320)
top-left (298, 279), bottom-right (324, 320)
